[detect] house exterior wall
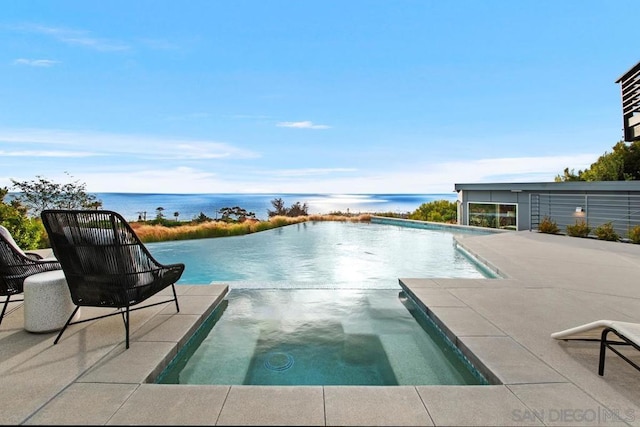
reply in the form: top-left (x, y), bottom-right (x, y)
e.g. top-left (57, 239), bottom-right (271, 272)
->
top-left (454, 182), bottom-right (640, 232)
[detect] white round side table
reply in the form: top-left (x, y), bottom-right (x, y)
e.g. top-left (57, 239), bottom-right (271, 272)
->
top-left (23, 270), bottom-right (80, 333)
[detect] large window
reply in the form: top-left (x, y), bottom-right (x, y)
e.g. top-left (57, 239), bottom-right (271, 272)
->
top-left (468, 203), bottom-right (517, 230)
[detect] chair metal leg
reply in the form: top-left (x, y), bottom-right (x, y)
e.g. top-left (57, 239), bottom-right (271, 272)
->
top-left (0, 295), bottom-right (24, 326)
top-left (52, 295), bottom-right (178, 349)
top-left (171, 284), bottom-right (180, 312)
top-left (125, 307), bottom-right (130, 349)
top-left (54, 306), bottom-right (81, 345)
top-left (598, 328), bottom-right (610, 376)
top-left (0, 295), bottom-right (10, 326)
top-left (598, 326), bottom-right (640, 376)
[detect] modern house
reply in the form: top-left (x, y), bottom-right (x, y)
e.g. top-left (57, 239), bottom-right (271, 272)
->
top-left (454, 61), bottom-right (640, 237)
top-left (454, 181), bottom-right (640, 236)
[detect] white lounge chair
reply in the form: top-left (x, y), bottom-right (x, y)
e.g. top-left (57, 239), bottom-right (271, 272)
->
top-left (551, 320), bottom-right (640, 376)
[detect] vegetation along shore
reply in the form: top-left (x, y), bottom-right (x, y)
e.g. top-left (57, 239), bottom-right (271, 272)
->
top-left (1, 176), bottom-right (456, 249)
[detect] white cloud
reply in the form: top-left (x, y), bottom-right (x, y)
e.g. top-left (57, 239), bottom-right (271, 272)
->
top-left (174, 143), bottom-right (232, 159)
top-left (12, 58), bottom-right (59, 67)
top-left (13, 24), bottom-right (130, 52)
top-left (100, 154), bottom-right (593, 193)
top-left (0, 150), bottom-right (99, 157)
top-left (269, 168), bottom-right (357, 177)
top-left (79, 167), bottom-right (219, 193)
top-left (0, 125), bottom-right (598, 195)
top-left (222, 154), bottom-right (598, 194)
top-left (452, 155), bottom-right (596, 181)
top-left (276, 121), bottom-right (330, 129)
top-left (0, 128), bottom-right (259, 160)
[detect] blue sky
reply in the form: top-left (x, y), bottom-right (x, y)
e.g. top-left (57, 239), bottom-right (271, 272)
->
top-left (0, 1), bottom-right (636, 194)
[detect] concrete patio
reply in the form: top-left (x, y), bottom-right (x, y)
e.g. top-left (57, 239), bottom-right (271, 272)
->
top-left (1, 230), bottom-right (639, 425)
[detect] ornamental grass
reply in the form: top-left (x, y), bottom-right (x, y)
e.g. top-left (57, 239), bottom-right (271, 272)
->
top-left (130, 214), bottom-right (371, 243)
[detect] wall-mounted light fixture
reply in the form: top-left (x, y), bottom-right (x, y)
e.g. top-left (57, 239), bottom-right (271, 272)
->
top-left (575, 207), bottom-right (584, 213)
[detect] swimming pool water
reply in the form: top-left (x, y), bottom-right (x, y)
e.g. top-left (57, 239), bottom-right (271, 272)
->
top-left (152, 221), bottom-right (493, 386)
top-left (157, 289), bottom-right (486, 386)
top-left (148, 221), bottom-right (492, 287)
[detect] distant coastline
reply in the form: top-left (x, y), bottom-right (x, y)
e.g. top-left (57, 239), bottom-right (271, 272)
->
top-left (94, 193), bottom-right (457, 222)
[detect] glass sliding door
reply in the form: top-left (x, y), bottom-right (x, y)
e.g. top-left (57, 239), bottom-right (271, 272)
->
top-left (468, 203), bottom-right (517, 230)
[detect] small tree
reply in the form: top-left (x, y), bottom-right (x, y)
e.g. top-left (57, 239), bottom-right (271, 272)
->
top-left (10, 174), bottom-right (102, 218)
top-left (218, 206), bottom-right (256, 222)
top-left (287, 201), bottom-right (309, 217)
top-left (193, 212), bottom-right (212, 223)
top-left (267, 198), bottom-right (309, 217)
top-left (173, 211), bottom-right (180, 222)
top-left (268, 198), bottom-right (287, 217)
top-left (155, 207), bottom-right (165, 220)
top-left (555, 140), bottom-right (640, 182)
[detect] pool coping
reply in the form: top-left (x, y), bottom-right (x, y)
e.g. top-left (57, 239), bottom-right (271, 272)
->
top-left (2, 230), bottom-right (639, 425)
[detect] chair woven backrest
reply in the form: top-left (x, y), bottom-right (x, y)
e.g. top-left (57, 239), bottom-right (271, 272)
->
top-left (0, 226), bottom-right (61, 296)
top-left (41, 210), bottom-right (184, 308)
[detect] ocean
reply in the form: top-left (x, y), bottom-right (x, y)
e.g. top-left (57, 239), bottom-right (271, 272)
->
top-left (93, 193), bottom-right (457, 222)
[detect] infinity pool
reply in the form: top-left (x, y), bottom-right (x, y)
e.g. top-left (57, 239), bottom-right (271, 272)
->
top-left (148, 221), bottom-right (494, 287)
top-left (152, 221), bottom-right (493, 386)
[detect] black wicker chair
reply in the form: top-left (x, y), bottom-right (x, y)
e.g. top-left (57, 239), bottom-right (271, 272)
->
top-left (40, 209), bottom-right (185, 348)
top-left (0, 225), bottom-right (62, 326)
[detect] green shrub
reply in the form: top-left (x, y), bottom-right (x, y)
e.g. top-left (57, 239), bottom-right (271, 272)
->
top-left (409, 200), bottom-right (457, 223)
top-left (538, 216), bottom-right (560, 234)
top-left (629, 225), bottom-right (640, 244)
top-left (566, 220), bottom-right (591, 238)
top-left (0, 187), bottom-right (46, 249)
top-left (594, 222), bottom-right (619, 241)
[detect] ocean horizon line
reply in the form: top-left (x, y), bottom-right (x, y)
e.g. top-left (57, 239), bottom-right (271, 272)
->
top-left (8, 192), bottom-right (457, 222)
top-left (91, 191), bottom-right (456, 196)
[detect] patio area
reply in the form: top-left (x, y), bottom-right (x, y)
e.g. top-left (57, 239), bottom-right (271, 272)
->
top-left (1, 230), bottom-right (639, 425)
